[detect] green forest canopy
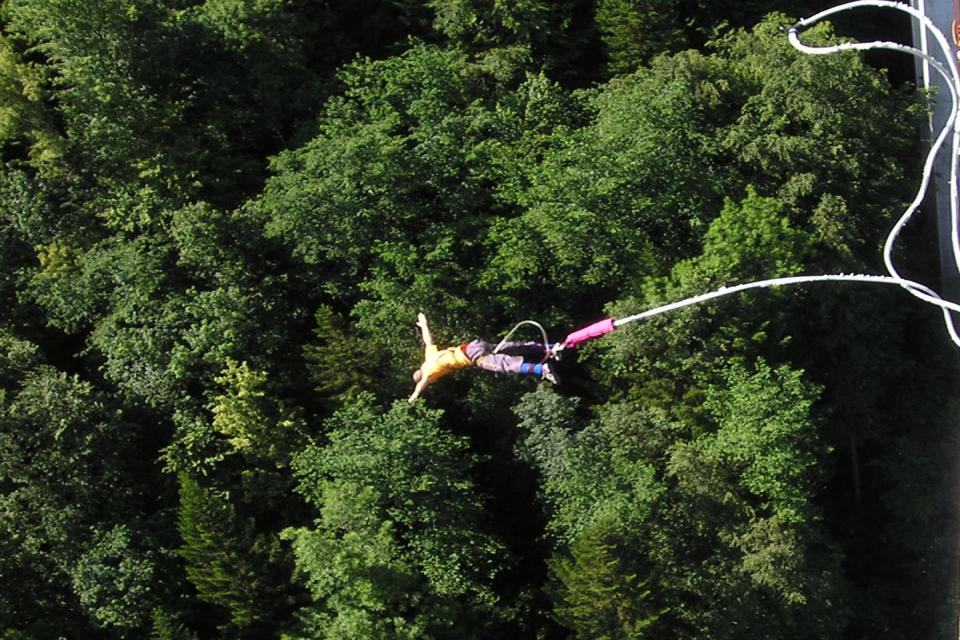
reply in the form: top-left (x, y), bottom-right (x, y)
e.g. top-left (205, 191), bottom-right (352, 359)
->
top-left (0, 1), bottom-right (957, 638)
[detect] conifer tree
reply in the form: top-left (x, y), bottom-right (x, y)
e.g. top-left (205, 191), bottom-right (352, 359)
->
top-left (177, 473), bottom-right (295, 637)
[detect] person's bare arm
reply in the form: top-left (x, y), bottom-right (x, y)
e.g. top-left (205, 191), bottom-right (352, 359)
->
top-left (408, 377), bottom-right (429, 403)
top-left (409, 313), bottom-right (434, 403)
top-left (416, 312), bottom-right (435, 346)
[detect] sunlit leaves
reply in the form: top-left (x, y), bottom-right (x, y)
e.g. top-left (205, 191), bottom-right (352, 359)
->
top-left (285, 395), bottom-right (508, 637)
top-left (210, 358), bottom-right (306, 462)
top-left (71, 525), bottom-right (158, 631)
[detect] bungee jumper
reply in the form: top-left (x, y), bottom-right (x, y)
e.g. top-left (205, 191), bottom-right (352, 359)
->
top-left (408, 313), bottom-right (558, 402)
top-left (409, 269), bottom-right (960, 402)
top-left (407, 313), bottom-right (625, 402)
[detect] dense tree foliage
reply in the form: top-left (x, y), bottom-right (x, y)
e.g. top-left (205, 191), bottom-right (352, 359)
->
top-left (284, 396), bottom-right (508, 638)
top-left (0, 1), bottom-right (956, 638)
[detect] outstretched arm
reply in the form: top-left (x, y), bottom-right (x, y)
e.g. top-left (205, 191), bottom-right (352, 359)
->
top-left (409, 313), bottom-right (434, 403)
top-left (416, 312), bottom-right (435, 347)
top-left (408, 377), bottom-right (429, 403)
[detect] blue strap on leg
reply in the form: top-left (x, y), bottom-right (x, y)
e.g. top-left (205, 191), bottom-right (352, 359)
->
top-left (520, 363), bottom-right (543, 376)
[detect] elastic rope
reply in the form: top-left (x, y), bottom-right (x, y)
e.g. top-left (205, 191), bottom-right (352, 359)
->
top-left (494, 320), bottom-right (551, 355)
top-left (610, 2), bottom-right (960, 348)
top-left (613, 273), bottom-right (959, 327)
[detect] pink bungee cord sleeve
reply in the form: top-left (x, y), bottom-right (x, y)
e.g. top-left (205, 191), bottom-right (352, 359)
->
top-left (563, 318), bottom-right (616, 348)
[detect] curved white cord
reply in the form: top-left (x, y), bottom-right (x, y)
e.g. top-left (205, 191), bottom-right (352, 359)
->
top-left (614, 1), bottom-right (960, 348)
top-left (789, 0), bottom-right (960, 344)
top-left (494, 320), bottom-right (550, 354)
top-left (614, 273), bottom-right (960, 326)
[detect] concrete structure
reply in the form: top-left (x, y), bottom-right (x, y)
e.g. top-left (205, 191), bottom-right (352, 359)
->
top-left (911, 0), bottom-right (960, 297)
top-left (906, 8), bottom-right (960, 640)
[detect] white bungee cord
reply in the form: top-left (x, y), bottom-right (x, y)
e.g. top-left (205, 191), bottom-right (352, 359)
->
top-left (563, 1), bottom-right (960, 350)
top-left (787, 0), bottom-right (960, 345)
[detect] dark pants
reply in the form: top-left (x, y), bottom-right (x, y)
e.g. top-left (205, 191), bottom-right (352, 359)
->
top-left (465, 340), bottom-right (547, 375)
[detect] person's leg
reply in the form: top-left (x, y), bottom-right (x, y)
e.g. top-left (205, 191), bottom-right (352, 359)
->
top-left (468, 340), bottom-right (557, 382)
top-left (464, 340), bottom-right (492, 362)
top-left (474, 352), bottom-right (525, 374)
top-left (467, 340), bottom-right (523, 373)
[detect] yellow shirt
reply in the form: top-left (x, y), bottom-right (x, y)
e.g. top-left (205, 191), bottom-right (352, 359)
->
top-left (420, 343), bottom-right (473, 382)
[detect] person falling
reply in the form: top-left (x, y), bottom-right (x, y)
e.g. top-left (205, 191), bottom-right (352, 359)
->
top-left (408, 313), bottom-right (557, 402)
